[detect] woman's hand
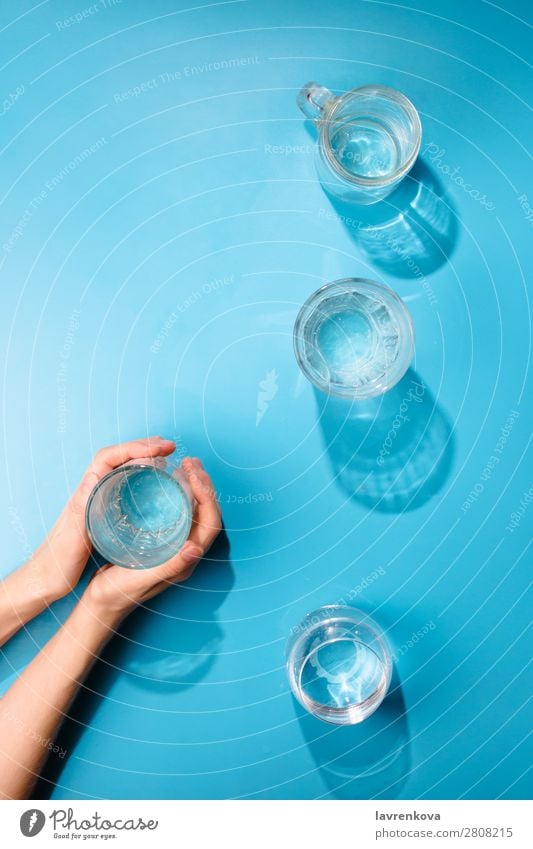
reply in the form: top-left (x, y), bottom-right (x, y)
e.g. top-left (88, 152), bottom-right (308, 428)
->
top-left (31, 436), bottom-right (177, 604)
top-left (82, 457), bottom-right (222, 622)
top-left (0, 453), bottom-right (221, 799)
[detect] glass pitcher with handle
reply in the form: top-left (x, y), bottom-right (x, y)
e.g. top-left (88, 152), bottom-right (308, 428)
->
top-left (298, 82), bottom-right (422, 205)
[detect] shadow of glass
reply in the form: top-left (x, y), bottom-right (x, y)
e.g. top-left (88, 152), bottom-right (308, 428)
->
top-left (120, 535), bottom-right (233, 692)
top-left (315, 369), bottom-right (455, 512)
top-left (298, 669), bottom-right (410, 799)
top-left (32, 531), bottom-right (233, 799)
top-left (323, 159), bottom-right (458, 279)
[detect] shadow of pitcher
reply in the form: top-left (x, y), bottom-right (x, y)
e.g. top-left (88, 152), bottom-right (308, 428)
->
top-left (323, 159), bottom-right (458, 282)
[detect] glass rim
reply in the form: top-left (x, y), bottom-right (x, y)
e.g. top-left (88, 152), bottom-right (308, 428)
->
top-left (320, 84), bottom-right (422, 187)
top-left (85, 462), bottom-right (192, 567)
top-left (293, 277), bottom-right (415, 399)
top-left (286, 605), bottom-right (392, 724)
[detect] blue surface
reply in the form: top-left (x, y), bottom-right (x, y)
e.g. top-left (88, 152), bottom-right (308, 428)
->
top-left (0, 0), bottom-right (531, 800)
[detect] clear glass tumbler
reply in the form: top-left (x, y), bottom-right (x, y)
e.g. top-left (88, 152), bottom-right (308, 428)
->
top-left (293, 278), bottom-right (415, 400)
top-left (298, 82), bottom-right (421, 205)
top-left (86, 455), bottom-right (194, 569)
top-left (286, 606), bottom-right (392, 724)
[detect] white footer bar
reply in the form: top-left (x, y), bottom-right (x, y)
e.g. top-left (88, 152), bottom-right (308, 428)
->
top-left (2, 800), bottom-right (530, 848)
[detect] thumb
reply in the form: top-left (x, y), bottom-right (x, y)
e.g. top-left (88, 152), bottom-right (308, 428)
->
top-left (158, 542), bottom-right (204, 582)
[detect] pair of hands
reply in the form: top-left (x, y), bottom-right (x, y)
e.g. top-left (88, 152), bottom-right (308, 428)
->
top-left (34, 437), bottom-right (222, 620)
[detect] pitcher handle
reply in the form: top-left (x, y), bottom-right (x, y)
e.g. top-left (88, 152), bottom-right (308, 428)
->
top-left (297, 82), bottom-right (334, 121)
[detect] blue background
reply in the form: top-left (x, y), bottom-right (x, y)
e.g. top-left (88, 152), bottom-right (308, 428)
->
top-left (0, 0), bottom-right (531, 800)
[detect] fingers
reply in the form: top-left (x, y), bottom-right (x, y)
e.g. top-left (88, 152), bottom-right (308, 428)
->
top-left (155, 459), bottom-right (222, 583)
top-left (90, 437), bottom-right (176, 478)
top-left (71, 437), bottom-right (176, 518)
top-left (155, 541), bottom-right (204, 584)
top-left (182, 458), bottom-right (216, 504)
top-left (182, 458), bottom-right (222, 548)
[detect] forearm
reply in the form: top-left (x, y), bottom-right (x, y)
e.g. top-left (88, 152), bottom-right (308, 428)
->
top-left (0, 552), bottom-right (55, 647)
top-left (0, 508), bottom-right (92, 648)
top-left (0, 596), bottom-right (124, 799)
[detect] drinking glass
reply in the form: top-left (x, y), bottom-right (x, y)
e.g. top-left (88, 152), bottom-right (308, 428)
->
top-left (298, 82), bottom-right (421, 204)
top-left (286, 606), bottom-right (392, 724)
top-left (86, 455), bottom-right (194, 569)
top-left (293, 278), bottom-right (415, 400)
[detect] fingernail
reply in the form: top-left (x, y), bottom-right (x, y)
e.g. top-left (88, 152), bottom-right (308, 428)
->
top-left (181, 544), bottom-right (203, 566)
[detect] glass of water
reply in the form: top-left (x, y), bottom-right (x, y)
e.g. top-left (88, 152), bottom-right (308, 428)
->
top-left (293, 278), bottom-right (415, 400)
top-left (298, 82), bottom-right (421, 204)
top-left (287, 606), bottom-right (392, 724)
top-left (86, 455), bottom-right (194, 569)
